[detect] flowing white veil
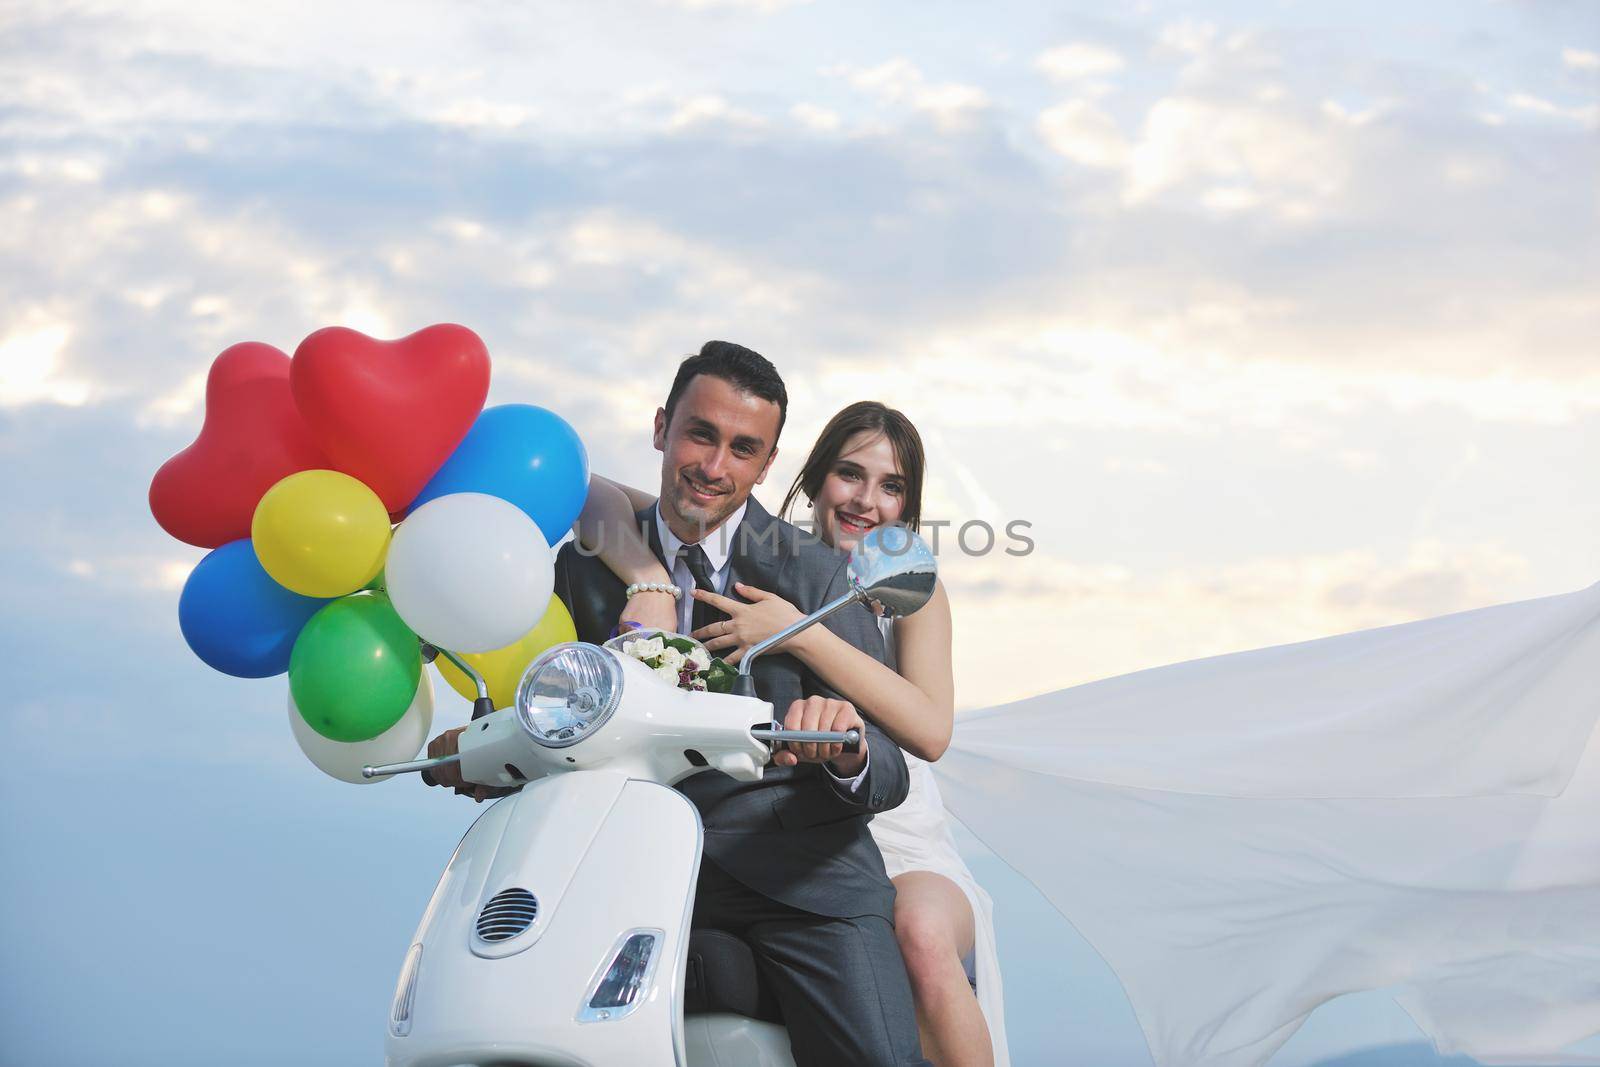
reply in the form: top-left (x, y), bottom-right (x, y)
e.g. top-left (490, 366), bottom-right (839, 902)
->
top-left (931, 579), bottom-right (1600, 1066)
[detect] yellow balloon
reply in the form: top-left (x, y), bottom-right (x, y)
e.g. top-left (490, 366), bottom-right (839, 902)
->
top-left (251, 470), bottom-right (391, 597)
top-left (436, 595), bottom-right (576, 709)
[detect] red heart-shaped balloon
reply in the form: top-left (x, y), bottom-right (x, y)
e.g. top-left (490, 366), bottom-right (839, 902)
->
top-left (149, 342), bottom-right (331, 548)
top-left (290, 324), bottom-right (491, 512)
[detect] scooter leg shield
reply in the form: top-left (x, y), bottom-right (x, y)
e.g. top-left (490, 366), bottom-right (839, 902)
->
top-left (386, 771), bottom-right (703, 1067)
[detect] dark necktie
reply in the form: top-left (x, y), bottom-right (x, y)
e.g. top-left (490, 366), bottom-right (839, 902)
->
top-left (682, 543), bottom-right (726, 633)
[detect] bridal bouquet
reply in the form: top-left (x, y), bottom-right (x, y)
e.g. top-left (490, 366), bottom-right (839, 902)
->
top-left (606, 629), bottom-right (739, 694)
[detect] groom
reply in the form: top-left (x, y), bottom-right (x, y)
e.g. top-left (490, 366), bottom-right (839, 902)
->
top-left (560, 341), bottom-right (928, 1066)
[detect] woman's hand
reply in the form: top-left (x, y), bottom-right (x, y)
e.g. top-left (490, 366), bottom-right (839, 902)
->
top-left (619, 589), bottom-right (679, 635)
top-left (690, 582), bottom-right (805, 665)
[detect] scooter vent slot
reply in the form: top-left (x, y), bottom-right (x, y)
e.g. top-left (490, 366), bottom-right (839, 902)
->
top-left (476, 888), bottom-right (539, 942)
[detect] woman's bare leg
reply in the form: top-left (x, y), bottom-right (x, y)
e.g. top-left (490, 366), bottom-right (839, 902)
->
top-left (892, 871), bottom-right (994, 1067)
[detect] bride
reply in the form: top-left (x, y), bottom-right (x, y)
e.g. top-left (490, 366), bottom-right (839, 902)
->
top-left (575, 400), bottom-right (1007, 1067)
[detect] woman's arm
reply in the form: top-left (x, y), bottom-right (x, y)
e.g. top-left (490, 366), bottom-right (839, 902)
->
top-left (574, 474), bottom-right (669, 584)
top-left (574, 475), bottom-right (676, 631)
top-left (695, 579), bottom-right (955, 761)
top-left (609, 475), bottom-right (661, 515)
top-left (796, 579), bottom-right (954, 761)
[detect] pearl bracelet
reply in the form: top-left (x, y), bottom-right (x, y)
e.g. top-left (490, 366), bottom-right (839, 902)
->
top-left (625, 581), bottom-right (681, 600)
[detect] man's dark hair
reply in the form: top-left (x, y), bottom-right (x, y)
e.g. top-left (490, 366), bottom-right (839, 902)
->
top-left (663, 340), bottom-right (788, 448)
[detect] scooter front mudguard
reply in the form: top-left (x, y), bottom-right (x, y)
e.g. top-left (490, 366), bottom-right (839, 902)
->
top-left (386, 770), bottom-right (702, 1067)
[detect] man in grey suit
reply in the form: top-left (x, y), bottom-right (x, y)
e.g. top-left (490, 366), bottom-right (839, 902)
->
top-left (441, 340), bottom-right (929, 1065)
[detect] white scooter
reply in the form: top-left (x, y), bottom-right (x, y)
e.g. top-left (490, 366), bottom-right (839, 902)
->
top-left (367, 526), bottom-right (936, 1067)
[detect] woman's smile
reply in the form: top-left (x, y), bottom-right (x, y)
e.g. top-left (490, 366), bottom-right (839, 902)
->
top-left (835, 509), bottom-right (877, 535)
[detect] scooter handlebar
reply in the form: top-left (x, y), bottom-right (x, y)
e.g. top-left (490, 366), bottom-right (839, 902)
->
top-left (362, 752), bottom-right (460, 779)
top-left (749, 724), bottom-right (863, 754)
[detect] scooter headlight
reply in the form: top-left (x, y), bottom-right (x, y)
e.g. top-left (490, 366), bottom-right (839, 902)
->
top-left (514, 642), bottom-right (624, 748)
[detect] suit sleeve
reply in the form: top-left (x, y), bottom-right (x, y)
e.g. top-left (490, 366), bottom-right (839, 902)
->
top-left (803, 555), bottom-right (911, 815)
top-left (553, 542), bottom-right (578, 621)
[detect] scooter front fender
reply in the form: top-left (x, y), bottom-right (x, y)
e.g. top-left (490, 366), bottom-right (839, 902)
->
top-left (386, 770), bottom-right (703, 1067)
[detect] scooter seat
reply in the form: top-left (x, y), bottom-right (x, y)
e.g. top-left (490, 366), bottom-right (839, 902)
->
top-left (684, 928), bottom-right (784, 1023)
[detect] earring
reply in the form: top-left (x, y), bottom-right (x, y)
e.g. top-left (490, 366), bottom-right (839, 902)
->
top-left (806, 499), bottom-right (813, 509)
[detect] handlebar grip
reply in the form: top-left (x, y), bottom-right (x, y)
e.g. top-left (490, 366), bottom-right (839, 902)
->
top-left (750, 726), bottom-right (863, 753)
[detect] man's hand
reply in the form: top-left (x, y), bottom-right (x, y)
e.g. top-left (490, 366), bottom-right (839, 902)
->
top-left (423, 727), bottom-right (517, 803)
top-left (774, 696), bottom-right (867, 777)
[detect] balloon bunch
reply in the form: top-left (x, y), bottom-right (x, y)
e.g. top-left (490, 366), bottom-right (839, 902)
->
top-left (151, 325), bottom-right (587, 783)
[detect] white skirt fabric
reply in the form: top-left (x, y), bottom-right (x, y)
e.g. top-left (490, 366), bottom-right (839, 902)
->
top-left (871, 615), bottom-right (1011, 1066)
top-left (930, 579), bottom-right (1600, 1067)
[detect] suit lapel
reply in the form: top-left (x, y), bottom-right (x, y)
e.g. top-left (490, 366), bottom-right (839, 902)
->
top-left (727, 496), bottom-right (783, 608)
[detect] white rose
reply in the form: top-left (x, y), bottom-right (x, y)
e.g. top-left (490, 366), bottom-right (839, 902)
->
top-left (654, 663), bottom-right (681, 685)
top-left (659, 647), bottom-right (686, 673)
top-left (640, 636), bottom-right (665, 659)
top-left (687, 646), bottom-right (711, 671)
top-left (621, 639), bottom-right (642, 659)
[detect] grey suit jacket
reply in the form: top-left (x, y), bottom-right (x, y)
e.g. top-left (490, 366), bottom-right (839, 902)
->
top-left (553, 496), bottom-right (910, 920)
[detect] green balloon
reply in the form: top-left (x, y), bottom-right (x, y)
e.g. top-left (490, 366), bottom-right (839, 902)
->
top-left (289, 593), bottom-right (421, 742)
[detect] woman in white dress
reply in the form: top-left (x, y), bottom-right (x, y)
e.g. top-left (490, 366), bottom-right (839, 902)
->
top-left (575, 401), bottom-right (1007, 1067)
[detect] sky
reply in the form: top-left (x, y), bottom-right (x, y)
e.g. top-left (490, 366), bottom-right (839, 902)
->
top-left (0, 0), bottom-right (1596, 1064)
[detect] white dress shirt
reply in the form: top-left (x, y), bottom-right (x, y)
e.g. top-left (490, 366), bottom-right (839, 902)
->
top-left (652, 500), bottom-right (868, 793)
top-left (654, 499), bottom-right (746, 634)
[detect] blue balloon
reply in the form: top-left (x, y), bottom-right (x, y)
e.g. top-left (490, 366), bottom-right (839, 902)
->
top-left (178, 539), bottom-right (329, 678)
top-left (409, 404), bottom-right (589, 545)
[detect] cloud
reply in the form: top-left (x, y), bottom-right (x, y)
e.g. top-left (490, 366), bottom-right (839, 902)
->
top-left (812, 293), bottom-right (1600, 436)
top-left (834, 58), bottom-right (991, 132)
top-left (1155, 19), bottom-right (1217, 56)
top-left (58, 551), bottom-right (196, 593)
top-left (3, 2), bottom-right (1591, 432)
top-left (1035, 43), bottom-right (1125, 82)
top-left (1021, 29), bottom-right (1600, 398)
top-left (1506, 91), bottom-right (1599, 125)
top-left (665, 93), bottom-right (768, 132)
top-left (1562, 48), bottom-right (1599, 71)
top-left (1037, 100), bottom-right (1129, 169)
top-left (0, 311), bottom-right (89, 408)
top-left (790, 102), bottom-right (841, 132)
top-left (0, 178), bottom-right (424, 414)
top-left (1123, 95), bottom-right (1349, 210)
top-left (419, 97), bottom-right (538, 131)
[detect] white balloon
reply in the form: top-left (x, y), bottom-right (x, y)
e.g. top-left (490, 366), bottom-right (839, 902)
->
top-left (385, 492), bottom-right (553, 653)
top-left (289, 672), bottom-right (435, 785)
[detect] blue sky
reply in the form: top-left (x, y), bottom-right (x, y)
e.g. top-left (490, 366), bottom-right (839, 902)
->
top-left (1, 1), bottom-right (1596, 1063)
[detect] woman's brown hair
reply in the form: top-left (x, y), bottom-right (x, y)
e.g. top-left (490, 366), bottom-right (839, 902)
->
top-left (780, 401), bottom-right (926, 533)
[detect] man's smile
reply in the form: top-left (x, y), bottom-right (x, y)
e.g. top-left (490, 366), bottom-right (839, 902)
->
top-left (681, 472), bottom-right (731, 505)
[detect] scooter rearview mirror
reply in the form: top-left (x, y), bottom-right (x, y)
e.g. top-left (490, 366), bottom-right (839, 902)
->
top-left (846, 524), bottom-right (937, 618)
